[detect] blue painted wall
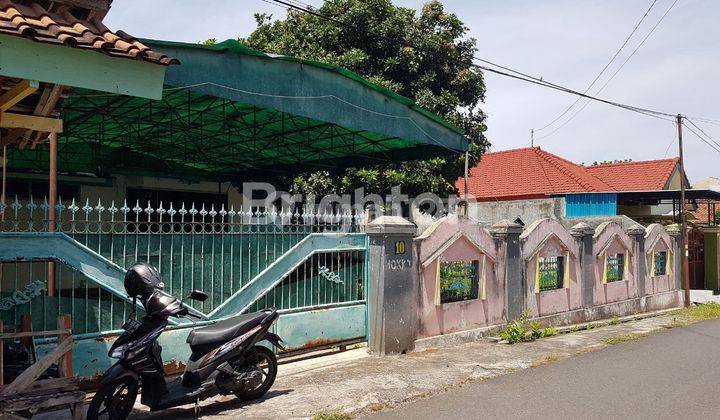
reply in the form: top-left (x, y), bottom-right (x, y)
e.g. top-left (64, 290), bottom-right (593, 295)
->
top-left (565, 193), bottom-right (617, 217)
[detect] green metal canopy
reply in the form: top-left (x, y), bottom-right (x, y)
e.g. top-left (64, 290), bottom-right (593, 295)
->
top-left (9, 39), bottom-right (469, 180)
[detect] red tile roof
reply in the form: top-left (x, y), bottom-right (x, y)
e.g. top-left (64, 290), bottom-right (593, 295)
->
top-left (585, 158), bottom-right (679, 191)
top-left (0, 0), bottom-right (178, 65)
top-left (456, 147), bottom-right (680, 201)
top-left (689, 201), bottom-right (718, 225)
top-left (456, 147), bottom-right (613, 201)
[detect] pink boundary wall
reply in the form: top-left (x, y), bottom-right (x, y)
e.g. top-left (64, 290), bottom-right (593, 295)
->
top-left (644, 223), bottom-right (676, 295)
top-left (414, 216), bottom-right (681, 340)
top-left (521, 219), bottom-right (582, 317)
top-left (592, 221), bottom-right (638, 305)
top-left (414, 215), bottom-right (505, 338)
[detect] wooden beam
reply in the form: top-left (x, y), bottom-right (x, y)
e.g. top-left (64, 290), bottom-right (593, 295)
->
top-left (0, 34), bottom-right (166, 100)
top-left (0, 112), bottom-right (63, 133)
top-left (0, 336), bottom-right (73, 396)
top-left (0, 80), bottom-right (38, 112)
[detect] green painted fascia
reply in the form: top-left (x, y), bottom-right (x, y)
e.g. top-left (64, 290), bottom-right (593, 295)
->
top-left (143, 38), bottom-right (462, 133)
top-left (144, 40), bottom-right (469, 154)
top-left (0, 34), bottom-right (167, 100)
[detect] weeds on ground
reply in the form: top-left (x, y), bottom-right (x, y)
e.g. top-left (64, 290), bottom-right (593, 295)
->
top-left (531, 353), bottom-right (563, 368)
top-left (500, 314), bottom-right (530, 344)
top-left (499, 312), bottom-right (557, 344)
top-left (312, 411), bottom-right (353, 420)
top-left (369, 402), bottom-right (390, 412)
top-left (603, 333), bottom-right (646, 345)
top-left (609, 317), bottom-right (621, 325)
top-left (669, 302), bottom-right (720, 326)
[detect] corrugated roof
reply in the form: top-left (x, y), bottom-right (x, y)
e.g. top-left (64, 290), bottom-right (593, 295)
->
top-left (585, 158), bottom-right (679, 191)
top-left (0, 0), bottom-right (178, 65)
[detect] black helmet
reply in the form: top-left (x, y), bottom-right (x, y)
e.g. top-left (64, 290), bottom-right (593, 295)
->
top-left (124, 263), bottom-right (164, 299)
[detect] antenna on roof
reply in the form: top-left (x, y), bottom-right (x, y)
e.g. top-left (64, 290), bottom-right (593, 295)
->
top-left (530, 129), bottom-right (534, 147)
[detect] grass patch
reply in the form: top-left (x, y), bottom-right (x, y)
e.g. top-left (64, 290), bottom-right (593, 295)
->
top-left (312, 411), bottom-right (353, 420)
top-left (603, 333), bottom-right (646, 345)
top-left (669, 302), bottom-right (720, 326)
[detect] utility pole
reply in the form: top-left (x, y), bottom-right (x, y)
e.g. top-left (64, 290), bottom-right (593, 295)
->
top-left (677, 114), bottom-right (690, 307)
top-left (463, 151), bottom-right (470, 217)
top-left (530, 129), bottom-right (534, 147)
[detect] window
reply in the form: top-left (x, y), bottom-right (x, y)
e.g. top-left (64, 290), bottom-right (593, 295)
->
top-left (537, 256), bottom-right (565, 291)
top-left (438, 261), bottom-right (479, 304)
top-left (605, 253), bottom-right (625, 282)
top-left (654, 251), bottom-right (668, 276)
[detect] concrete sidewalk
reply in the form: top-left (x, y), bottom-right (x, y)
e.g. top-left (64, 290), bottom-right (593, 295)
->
top-left (121, 310), bottom-right (686, 419)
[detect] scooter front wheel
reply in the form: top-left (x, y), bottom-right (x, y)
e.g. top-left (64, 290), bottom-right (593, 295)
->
top-left (87, 377), bottom-right (139, 420)
top-left (233, 345), bottom-right (278, 401)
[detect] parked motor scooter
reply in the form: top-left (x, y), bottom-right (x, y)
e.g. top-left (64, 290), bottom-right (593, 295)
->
top-left (87, 263), bottom-right (284, 420)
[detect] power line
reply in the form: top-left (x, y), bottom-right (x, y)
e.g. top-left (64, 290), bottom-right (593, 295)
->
top-left (265, 0), bottom-right (679, 123)
top-left (686, 115), bottom-right (720, 127)
top-left (682, 120), bottom-right (720, 154)
top-left (535, 0), bottom-right (679, 141)
top-left (535, 0), bottom-right (659, 133)
top-left (684, 118), bottom-right (720, 150)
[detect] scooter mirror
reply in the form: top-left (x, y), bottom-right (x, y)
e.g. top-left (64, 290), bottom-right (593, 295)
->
top-left (188, 290), bottom-right (209, 302)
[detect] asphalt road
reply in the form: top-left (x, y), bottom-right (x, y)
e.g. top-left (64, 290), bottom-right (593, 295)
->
top-left (369, 319), bottom-right (720, 420)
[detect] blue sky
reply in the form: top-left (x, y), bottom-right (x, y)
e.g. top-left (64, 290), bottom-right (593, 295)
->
top-left (105, 0), bottom-right (720, 183)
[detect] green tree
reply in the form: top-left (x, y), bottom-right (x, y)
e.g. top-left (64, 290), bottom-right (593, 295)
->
top-left (245, 0), bottom-right (487, 197)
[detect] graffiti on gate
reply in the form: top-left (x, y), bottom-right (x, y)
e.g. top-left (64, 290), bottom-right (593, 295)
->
top-left (319, 266), bottom-right (344, 284)
top-left (0, 280), bottom-right (47, 311)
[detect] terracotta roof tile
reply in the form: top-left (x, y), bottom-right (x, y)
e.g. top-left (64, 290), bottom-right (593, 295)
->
top-left (689, 201), bottom-right (718, 224)
top-left (456, 147), bottom-right (680, 201)
top-left (456, 147), bottom-right (613, 201)
top-left (585, 158), bottom-right (679, 191)
top-left (0, 0), bottom-right (178, 65)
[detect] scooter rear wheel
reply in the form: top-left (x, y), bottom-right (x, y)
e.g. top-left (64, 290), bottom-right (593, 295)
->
top-left (87, 377), bottom-right (139, 420)
top-left (233, 345), bottom-right (278, 401)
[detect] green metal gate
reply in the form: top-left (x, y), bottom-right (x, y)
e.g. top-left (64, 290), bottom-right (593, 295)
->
top-left (0, 196), bottom-right (369, 376)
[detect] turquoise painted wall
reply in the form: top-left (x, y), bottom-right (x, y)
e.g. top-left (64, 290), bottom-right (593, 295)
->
top-left (35, 304), bottom-right (367, 378)
top-left (565, 193), bottom-right (618, 217)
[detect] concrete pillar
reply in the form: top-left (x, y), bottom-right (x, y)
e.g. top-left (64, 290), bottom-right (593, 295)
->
top-left (628, 224), bottom-right (647, 297)
top-left (366, 216), bottom-right (417, 355)
top-left (667, 224), bottom-right (682, 291)
top-left (491, 220), bottom-right (525, 321)
top-left (571, 222), bottom-right (595, 308)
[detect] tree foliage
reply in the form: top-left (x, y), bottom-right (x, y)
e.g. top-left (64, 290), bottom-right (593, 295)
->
top-left (244, 0), bottom-right (487, 197)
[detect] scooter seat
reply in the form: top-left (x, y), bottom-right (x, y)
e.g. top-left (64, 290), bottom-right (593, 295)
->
top-left (187, 312), bottom-right (266, 349)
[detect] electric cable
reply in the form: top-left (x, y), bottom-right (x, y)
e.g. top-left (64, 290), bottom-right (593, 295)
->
top-left (535, 0), bottom-right (659, 133)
